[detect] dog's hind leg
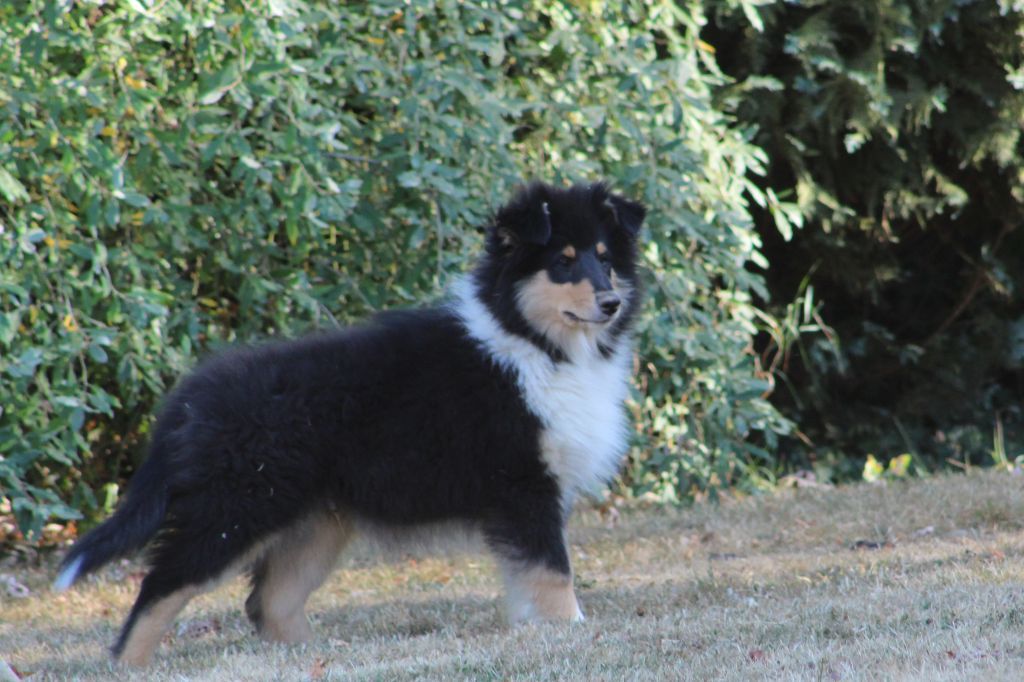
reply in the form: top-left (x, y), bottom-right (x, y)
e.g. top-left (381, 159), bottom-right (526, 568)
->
top-left (245, 512), bottom-right (353, 643)
top-left (112, 568), bottom-right (202, 667)
top-left (112, 517), bottom-right (271, 666)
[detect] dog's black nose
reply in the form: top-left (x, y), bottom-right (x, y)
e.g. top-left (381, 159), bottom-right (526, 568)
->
top-left (598, 293), bottom-right (621, 317)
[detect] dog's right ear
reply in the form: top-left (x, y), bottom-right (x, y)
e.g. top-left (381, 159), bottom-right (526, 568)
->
top-left (493, 197), bottom-right (553, 248)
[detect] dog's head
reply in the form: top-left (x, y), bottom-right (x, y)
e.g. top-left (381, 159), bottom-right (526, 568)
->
top-left (480, 182), bottom-right (646, 358)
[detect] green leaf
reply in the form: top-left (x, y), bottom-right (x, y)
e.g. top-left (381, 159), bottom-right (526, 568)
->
top-left (88, 343), bottom-right (109, 363)
top-left (198, 64), bottom-right (239, 105)
top-left (0, 167), bottom-right (28, 203)
top-left (120, 191), bottom-right (151, 207)
top-left (0, 312), bottom-right (19, 345)
top-left (397, 171), bottom-right (421, 188)
top-left (7, 348), bottom-right (43, 378)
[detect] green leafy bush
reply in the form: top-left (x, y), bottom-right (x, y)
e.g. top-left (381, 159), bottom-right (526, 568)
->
top-left (0, 0), bottom-right (786, 539)
top-left (704, 0), bottom-right (1024, 475)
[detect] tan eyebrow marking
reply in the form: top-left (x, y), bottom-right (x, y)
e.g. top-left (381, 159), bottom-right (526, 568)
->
top-left (561, 245), bottom-right (576, 259)
top-left (596, 242), bottom-right (608, 255)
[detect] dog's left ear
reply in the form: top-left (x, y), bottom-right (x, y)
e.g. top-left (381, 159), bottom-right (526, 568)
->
top-left (603, 193), bottom-right (646, 238)
top-left (494, 198), bottom-right (553, 247)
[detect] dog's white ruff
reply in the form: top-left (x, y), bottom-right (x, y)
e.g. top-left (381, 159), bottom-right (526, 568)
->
top-left (452, 278), bottom-right (632, 509)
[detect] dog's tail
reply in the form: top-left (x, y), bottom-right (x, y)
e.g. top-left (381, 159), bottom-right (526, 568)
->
top-left (53, 452), bottom-right (169, 592)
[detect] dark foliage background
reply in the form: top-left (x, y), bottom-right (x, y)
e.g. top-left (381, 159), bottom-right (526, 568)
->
top-left (705, 0), bottom-right (1024, 479)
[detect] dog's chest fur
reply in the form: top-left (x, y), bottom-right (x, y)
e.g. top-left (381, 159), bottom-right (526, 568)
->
top-left (453, 280), bottom-right (631, 506)
top-left (528, 350), bottom-right (631, 505)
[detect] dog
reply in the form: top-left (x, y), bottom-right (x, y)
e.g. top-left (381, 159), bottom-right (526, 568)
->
top-left (54, 181), bottom-right (646, 666)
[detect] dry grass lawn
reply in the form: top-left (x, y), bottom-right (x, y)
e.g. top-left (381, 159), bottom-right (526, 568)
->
top-left (4, 470), bottom-right (1024, 680)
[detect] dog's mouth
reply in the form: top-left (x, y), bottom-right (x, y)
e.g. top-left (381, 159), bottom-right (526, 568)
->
top-left (562, 310), bottom-right (613, 325)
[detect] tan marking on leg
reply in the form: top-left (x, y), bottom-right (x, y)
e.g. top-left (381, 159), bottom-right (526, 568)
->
top-left (499, 560), bottom-right (583, 623)
top-left (595, 241), bottom-right (607, 256)
top-left (251, 513), bottom-right (353, 643)
top-left (561, 245), bottom-right (577, 259)
top-left (117, 586), bottom-right (200, 667)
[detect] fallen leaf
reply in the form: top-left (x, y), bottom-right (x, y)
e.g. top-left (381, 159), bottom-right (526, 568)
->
top-left (778, 470), bottom-right (833, 489)
top-left (749, 649), bottom-right (767, 662)
top-left (597, 502), bottom-right (620, 528)
top-left (0, 575), bottom-right (29, 598)
top-left (310, 657), bottom-right (327, 680)
top-left (176, 617), bottom-right (221, 639)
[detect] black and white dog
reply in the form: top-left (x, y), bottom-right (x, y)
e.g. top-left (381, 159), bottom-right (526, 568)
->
top-left (55, 181), bottom-right (646, 665)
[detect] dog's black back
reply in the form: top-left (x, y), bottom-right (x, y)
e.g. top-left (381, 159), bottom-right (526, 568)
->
top-left (162, 308), bottom-right (557, 531)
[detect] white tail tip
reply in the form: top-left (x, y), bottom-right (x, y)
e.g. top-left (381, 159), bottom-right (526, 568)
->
top-left (53, 555), bottom-right (84, 592)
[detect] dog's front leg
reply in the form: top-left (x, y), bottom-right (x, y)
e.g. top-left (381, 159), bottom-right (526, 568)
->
top-left (498, 558), bottom-right (583, 622)
top-left (486, 501), bottom-right (583, 623)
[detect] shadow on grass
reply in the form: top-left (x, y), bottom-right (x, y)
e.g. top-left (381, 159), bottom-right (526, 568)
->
top-left (24, 591), bottom-right (503, 678)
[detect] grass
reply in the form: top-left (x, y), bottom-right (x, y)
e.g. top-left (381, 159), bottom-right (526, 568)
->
top-left (4, 469), bottom-right (1024, 680)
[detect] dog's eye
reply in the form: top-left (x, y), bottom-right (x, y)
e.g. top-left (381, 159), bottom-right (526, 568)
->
top-left (556, 255), bottom-right (574, 268)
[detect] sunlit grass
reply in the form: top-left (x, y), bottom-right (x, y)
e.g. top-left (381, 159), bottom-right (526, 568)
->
top-left (4, 469), bottom-right (1024, 680)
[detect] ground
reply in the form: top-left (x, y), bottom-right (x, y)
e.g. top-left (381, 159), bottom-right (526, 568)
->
top-left (3, 469), bottom-right (1024, 680)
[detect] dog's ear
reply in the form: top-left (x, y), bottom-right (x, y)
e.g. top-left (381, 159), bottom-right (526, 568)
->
top-left (494, 198), bottom-right (553, 247)
top-left (602, 193), bottom-right (646, 238)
